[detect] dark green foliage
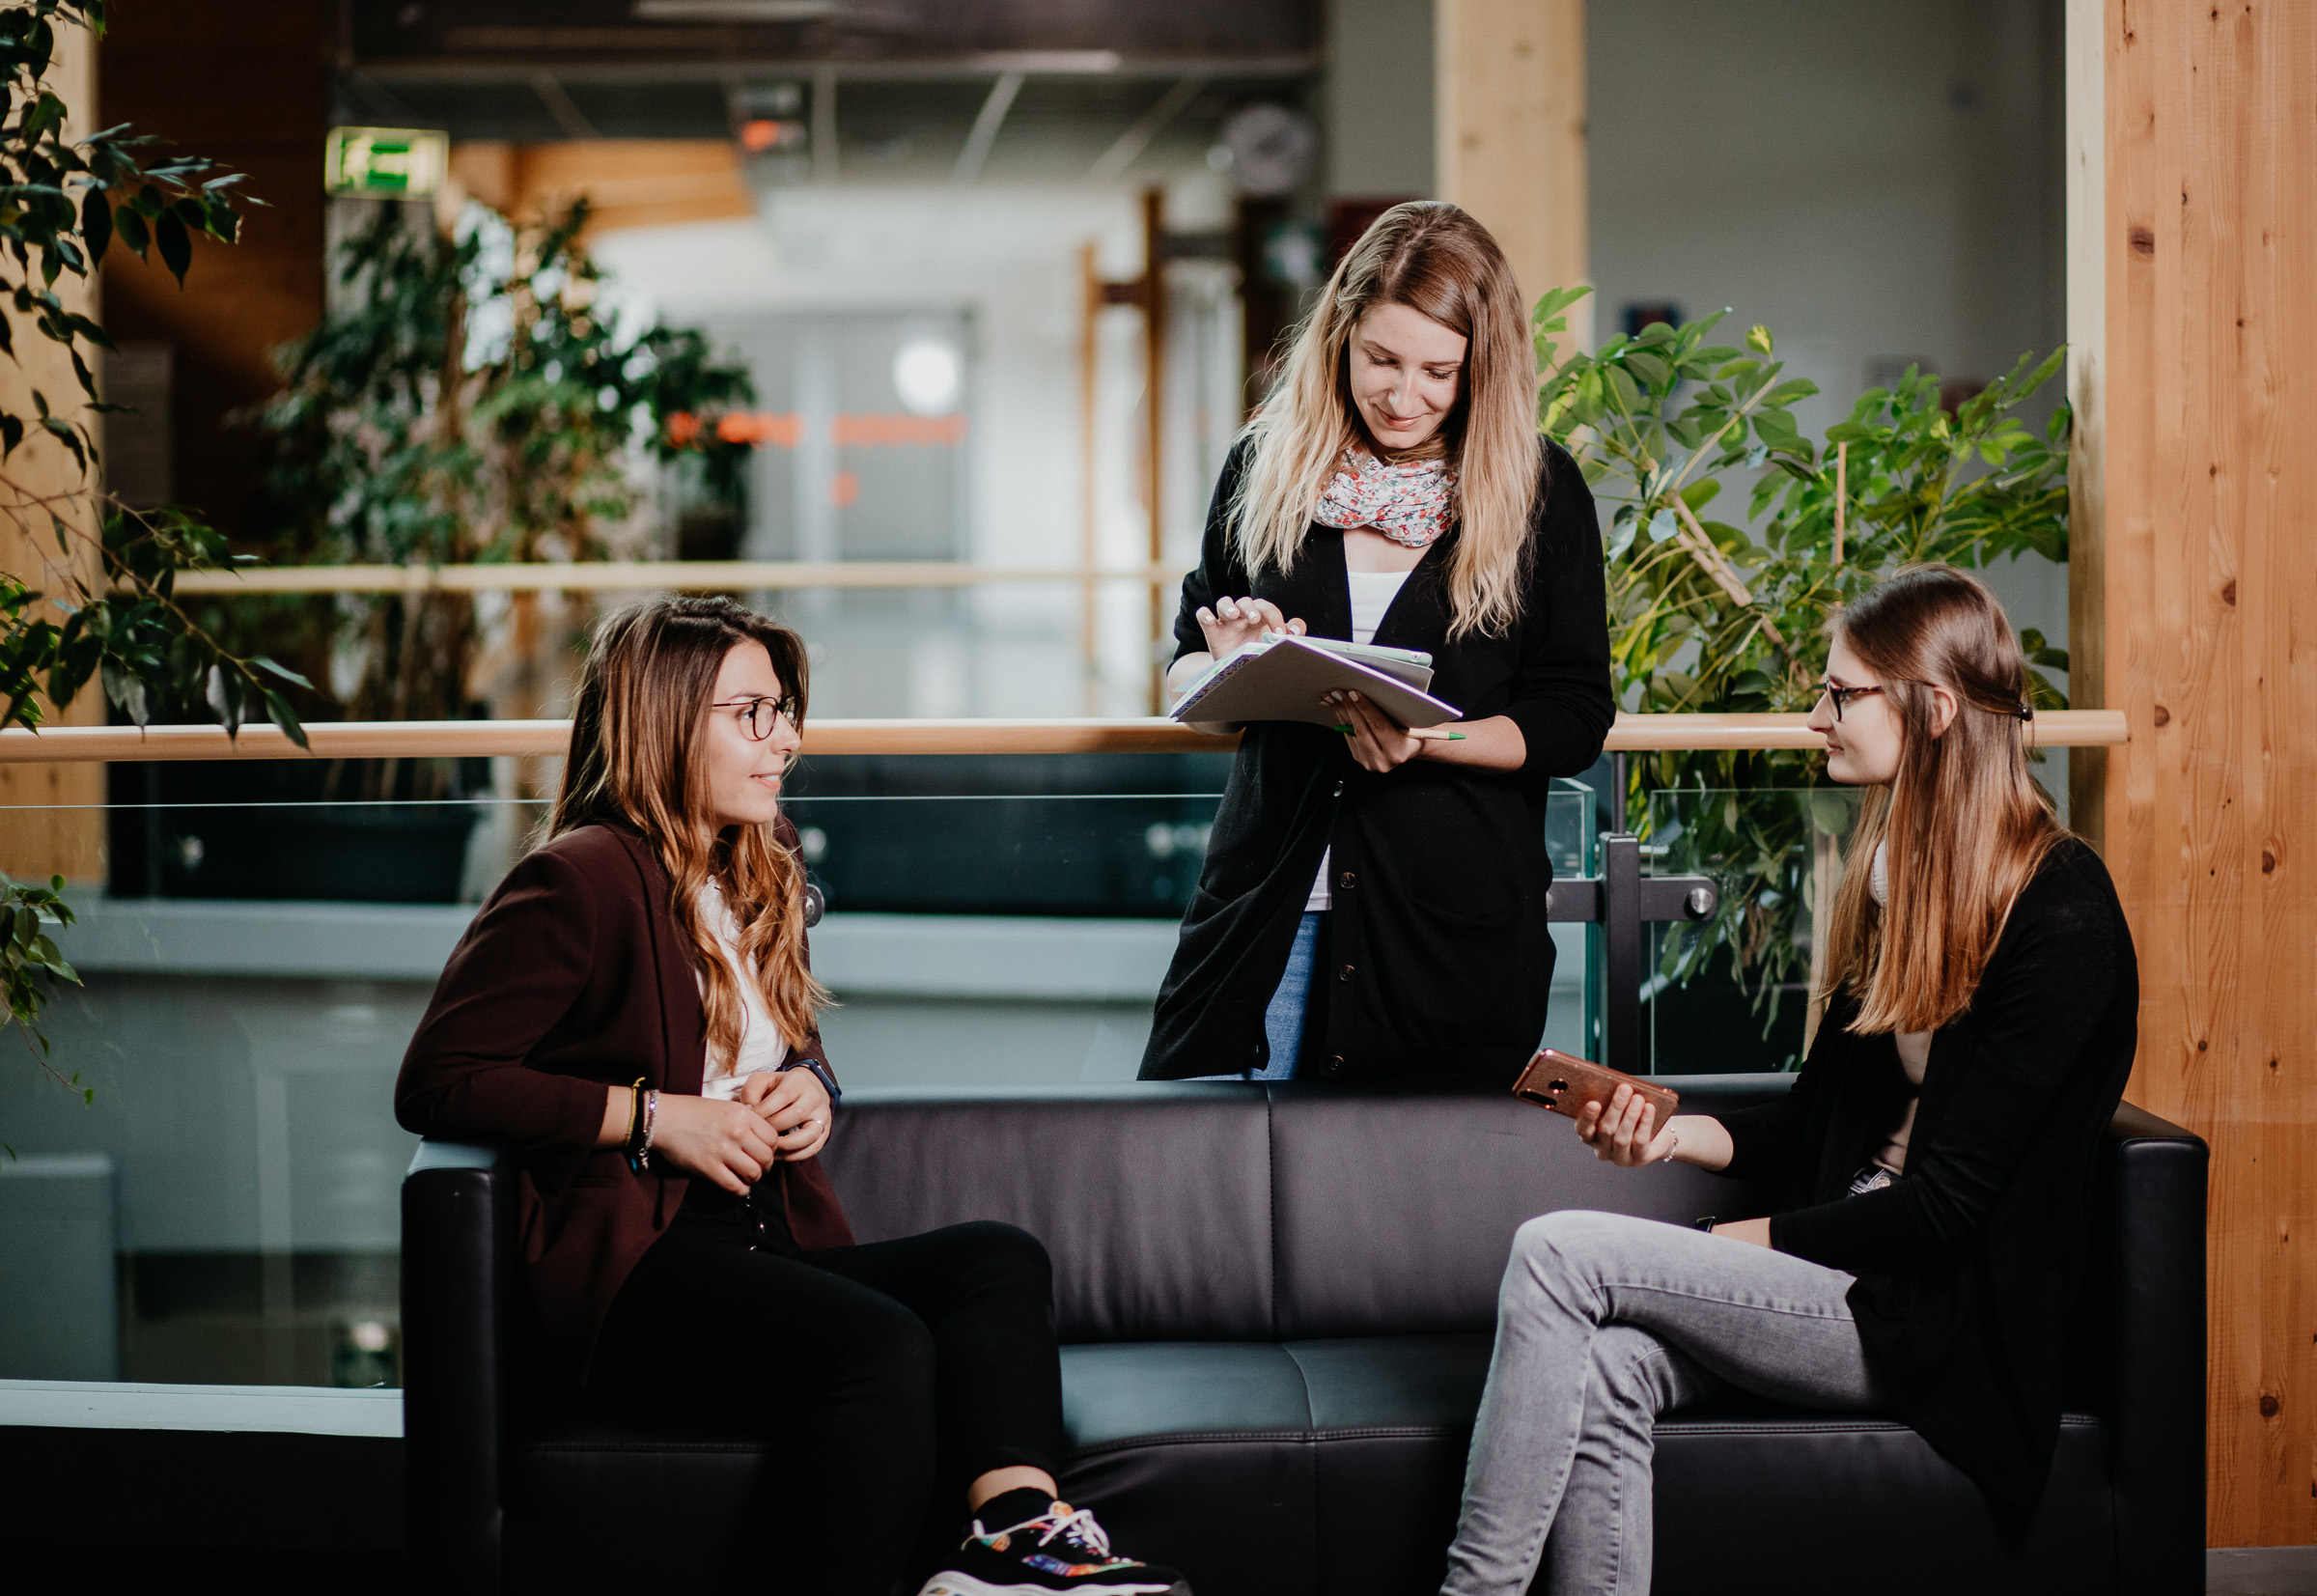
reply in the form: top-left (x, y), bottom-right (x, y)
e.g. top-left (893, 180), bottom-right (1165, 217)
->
top-left (1534, 289), bottom-right (2073, 1050)
top-left (0, 2), bottom-right (300, 1081)
top-left (238, 199), bottom-right (754, 781)
top-left (0, 870), bottom-right (76, 1105)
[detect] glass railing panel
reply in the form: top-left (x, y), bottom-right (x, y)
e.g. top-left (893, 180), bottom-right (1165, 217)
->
top-left (0, 766), bottom-right (1599, 1388)
top-left (1641, 786), bottom-right (1863, 1075)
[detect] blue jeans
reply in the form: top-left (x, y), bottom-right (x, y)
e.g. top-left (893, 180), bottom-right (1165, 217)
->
top-left (1440, 1211), bottom-right (1879, 1595)
top-left (1186, 910), bottom-right (1323, 1082)
top-left (1250, 910), bottom-right (1323, 1080)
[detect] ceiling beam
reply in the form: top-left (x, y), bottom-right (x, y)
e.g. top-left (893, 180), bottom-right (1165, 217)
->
top-left (1083, 73), bottom-right (1206, 185)
top-left (528, 70), bottom-right (600, 139)
top-left (354, 53), bottom-right (1320, 88)
top-left (950, 70), bottom-right (1023, 185)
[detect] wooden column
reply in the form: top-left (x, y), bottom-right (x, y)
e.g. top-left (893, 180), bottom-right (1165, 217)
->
top-left (2072, 0), bottom-right (2317, 1547)
top-left (0, 20), bottom-right (103, 886)
top-left (1434, 0), bottom-right (1589, 345)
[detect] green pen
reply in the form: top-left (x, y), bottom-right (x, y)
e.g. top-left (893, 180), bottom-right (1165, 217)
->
top-left (1334, 724), bottom-right (1465, 741)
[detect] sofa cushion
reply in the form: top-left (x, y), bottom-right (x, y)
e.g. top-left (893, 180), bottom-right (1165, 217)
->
top-left (1652, 1411), bottom-right (2117, 1594)
top-left (1057, 1337), bottom-right (2121, 1596)
top-left (1264, 1079), bottom-right (1787, 1338)
top-left (821, 1078), bottom-right (1796, 1346)
top-left (821, 1084), bottom-right (1277, 1341)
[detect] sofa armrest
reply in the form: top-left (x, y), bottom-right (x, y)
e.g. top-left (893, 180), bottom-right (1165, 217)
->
top-left (2102, 1102), bottom-right (2207, 1596)
top-left (402, 1139), bottom-right (512, 1595)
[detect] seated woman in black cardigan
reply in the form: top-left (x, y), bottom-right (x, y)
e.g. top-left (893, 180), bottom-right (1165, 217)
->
top-left (1438, 566), bottom-right (2139, 1595)
top-left (396, 597), bottom-right (1188, 1596)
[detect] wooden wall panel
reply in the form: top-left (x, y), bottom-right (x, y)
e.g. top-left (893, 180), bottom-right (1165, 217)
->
top-left (98, 0), bottom-right (327, 537)
top-left (0, 20), bottom-right (103, 884)
top-left (1434, 0), bottom-right (1589, 347)
top-left (2081, 0), bottom-right (2317, 1547)
top-left (449, 141), bottom-right (755, 238)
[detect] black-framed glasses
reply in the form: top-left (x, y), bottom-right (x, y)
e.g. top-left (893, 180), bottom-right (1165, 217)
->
top-left (1820, 682), bottom-right (1885, 721)
top-left (712, 695), bottom-right (800, 741)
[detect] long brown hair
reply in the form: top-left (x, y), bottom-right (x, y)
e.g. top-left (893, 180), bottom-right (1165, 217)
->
top-left (550, 596), bottom-right (829, 1064)
top-left (1821, 566), bottom-right (2064, 1034)
top-left (1233, 201), bottom-right (1539, 639)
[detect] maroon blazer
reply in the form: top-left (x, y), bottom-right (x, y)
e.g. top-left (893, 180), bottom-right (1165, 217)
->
top-left (395, 820), bottom-right (854, 1369)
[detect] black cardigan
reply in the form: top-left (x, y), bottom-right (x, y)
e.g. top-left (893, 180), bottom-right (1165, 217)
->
top-left (1137, 435), bottom-right (1615, 1082)
top-left (1711, 837), bottom-right (2139, 1515)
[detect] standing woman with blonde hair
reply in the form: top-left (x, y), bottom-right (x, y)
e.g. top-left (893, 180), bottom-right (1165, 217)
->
top-left (1437, 566), bottom-right (2139, 1594)
top-left (1140, 201), bottom-right (1615, 1083)
top-left (397, 597), bottom-right (1191, 1596)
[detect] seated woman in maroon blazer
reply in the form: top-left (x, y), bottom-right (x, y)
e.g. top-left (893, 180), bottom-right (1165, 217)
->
top-left (395, 597), bottom-right (1189, 1596)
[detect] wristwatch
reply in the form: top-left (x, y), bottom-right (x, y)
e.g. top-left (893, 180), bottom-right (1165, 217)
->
top-left (779, 1055), bottom-right (841, 1105)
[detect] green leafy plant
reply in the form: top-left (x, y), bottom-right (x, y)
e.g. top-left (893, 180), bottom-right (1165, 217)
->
top-left (235, 200), bottom-right (755, 796)
top-left (1533, 288), bottom-right (2072, 1049)
top-left (0, 1), bottom-right (307, 1081)
top-left (0, 871), bottom-right (78, 1142)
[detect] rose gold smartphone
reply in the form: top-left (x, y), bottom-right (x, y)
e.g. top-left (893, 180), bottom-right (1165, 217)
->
top-left (1512, 1049), bottom-right (1681, 1129)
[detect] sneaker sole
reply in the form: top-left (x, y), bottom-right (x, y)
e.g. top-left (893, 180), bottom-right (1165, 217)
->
top-left (916, 1576), bottom-right (1188, 1596)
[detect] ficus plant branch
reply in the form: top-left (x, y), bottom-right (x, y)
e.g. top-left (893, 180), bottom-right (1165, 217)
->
top-left (0, 0), bottom-right (308, 1094)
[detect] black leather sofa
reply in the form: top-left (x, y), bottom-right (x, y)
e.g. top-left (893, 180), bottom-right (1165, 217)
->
top-left (402, 1077), bottom-right (2206, 1595)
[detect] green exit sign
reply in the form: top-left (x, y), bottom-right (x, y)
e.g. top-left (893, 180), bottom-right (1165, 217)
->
top-left (324, 126), bottom-right (450, 199)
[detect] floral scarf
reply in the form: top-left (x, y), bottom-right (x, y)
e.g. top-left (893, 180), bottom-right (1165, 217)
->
top-left (1311, 445), bottom-right (1456, 548)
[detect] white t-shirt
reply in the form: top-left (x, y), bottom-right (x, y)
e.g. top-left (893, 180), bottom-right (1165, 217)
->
top-left (694, 879), bottom-right (790, 1100)
top-left (1307, 569), bottom-right (1412, 912)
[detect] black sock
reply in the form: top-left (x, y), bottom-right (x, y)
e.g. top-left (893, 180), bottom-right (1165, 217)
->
top-left (973, 1485), bottom-right (1057, 1533)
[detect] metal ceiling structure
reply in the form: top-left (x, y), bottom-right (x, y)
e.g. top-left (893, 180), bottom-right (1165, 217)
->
top-left (338, 0), bottom-right (1323, 186)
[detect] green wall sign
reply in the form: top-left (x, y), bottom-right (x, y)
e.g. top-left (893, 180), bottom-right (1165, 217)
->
top-left (324, 127), bottom-right (449, 199)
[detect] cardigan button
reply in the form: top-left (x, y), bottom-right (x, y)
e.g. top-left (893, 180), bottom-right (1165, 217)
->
top-left (1338, 870), bottom-right (1355, 890)
top-left (1326, 1055), bottom-right (1345, 1075)
top-left (1338, 963), bottom-right (1355, 982)
top-left (1332, 780), bottom-right (1344, 797)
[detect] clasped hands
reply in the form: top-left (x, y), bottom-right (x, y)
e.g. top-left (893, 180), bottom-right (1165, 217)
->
top-left (1192, 594), bottom-right (1426, 773)
top-left (646, 1066), bottom-right (832, 1195)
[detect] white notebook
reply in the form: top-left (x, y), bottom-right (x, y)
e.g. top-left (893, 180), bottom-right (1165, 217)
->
top-left (1169, 633), bottom-right (1462, 730)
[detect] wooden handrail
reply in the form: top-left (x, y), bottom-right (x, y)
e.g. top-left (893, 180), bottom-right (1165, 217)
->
top-left (0, 710), bottom-right (2131, 764)
top-left (143, 561), bottom-right (1178, 596)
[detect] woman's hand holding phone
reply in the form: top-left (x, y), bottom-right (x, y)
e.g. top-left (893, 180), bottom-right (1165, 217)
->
top-left (1573, 1082), bottom-right (1680, 1166)
top-left (649, 1094), bottom-right (786, 1194)
top-left (739, 1065), bottom-right (832, 1162)
top-left (1575, 1087), bottom-right (1763, 1244)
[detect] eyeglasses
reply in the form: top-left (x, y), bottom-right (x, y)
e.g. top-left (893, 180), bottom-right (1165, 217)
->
top-left (712, 695), bottom-right (800, 741)
top-left (1819, 683), bottom-right (1884, 721)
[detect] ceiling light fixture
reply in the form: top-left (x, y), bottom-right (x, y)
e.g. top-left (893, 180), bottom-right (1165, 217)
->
top-left (893, 340), bottom-right (962, 417)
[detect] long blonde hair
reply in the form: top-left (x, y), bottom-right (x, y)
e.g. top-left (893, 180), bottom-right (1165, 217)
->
top-left (1820, 566), bottom-right (2064, 1034)
top-left (551, 597), bottom-right (830, 1063)
top-left (1233, 201), bottom-right (1540, 639)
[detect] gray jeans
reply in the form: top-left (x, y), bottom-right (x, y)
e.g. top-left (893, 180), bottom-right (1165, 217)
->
top-left (1440, 1210), bottom-right (1884, 1596)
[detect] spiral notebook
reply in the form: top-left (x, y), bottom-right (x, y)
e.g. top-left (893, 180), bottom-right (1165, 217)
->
top-left (1168, 633), bottom-right (1462, 730)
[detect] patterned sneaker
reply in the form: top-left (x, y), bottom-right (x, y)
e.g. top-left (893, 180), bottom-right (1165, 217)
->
top-left (916, 1498), bottom-right (1190, 1596)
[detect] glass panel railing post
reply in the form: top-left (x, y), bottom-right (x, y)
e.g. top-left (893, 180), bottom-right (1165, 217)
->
top-left (1600, 830), bottom-right (1643, 1075)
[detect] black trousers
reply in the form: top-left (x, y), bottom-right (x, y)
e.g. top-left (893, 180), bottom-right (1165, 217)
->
top-left (590, 1183), bottom-right (1067, 1596)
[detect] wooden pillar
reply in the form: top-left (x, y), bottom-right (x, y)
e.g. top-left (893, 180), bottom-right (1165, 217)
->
top-left (0, 20), bottom-right (103, 886)
top-left (2072, 0), bottom-right (2317, 1548)
top-left (1434, 0), bottom-right (1589, 346)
